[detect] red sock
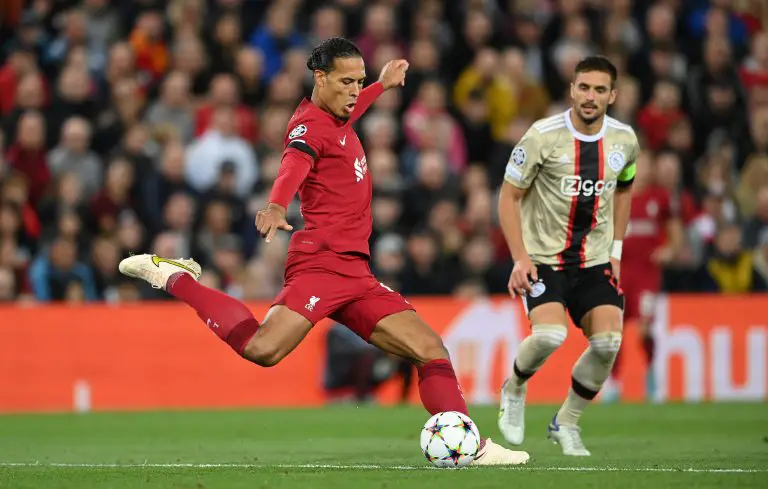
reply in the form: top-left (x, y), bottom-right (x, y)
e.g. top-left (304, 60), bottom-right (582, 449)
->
top-left (166, 273), bottom-right (259, 355)
top-left (417, 359), bottom-right (468, 416)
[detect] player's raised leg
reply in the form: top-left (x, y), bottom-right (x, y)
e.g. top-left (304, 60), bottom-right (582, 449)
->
top-left (499, 301), bottom-right (568, 446)
top-left (240, 306), bottom-right (314, 366)
top-left (118, 254), bottom-right (313, 366)
top-left (549, 304), bottom-right (623, 456)
top-left (361, 308), bottom-right (529, 466)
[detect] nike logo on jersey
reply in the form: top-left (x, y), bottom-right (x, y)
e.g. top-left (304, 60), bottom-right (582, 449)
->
top-left (151, 256), bottom-right (197, 275)
top-left (340, 135), bottom-right (347, 146)
top-left (558, 154), bottom-right (570, 164)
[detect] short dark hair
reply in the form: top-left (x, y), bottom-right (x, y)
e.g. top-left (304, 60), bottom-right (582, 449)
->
top-left (306, 37), bottom-right (363, 72)
top-left (574, 55), bottom-right (618, 86)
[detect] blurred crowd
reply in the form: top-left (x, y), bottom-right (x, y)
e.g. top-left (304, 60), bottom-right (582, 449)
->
top-left (0, 0), bottom-right (766, 304)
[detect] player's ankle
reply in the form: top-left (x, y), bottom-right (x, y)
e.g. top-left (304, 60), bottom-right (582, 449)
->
top-left (555, 412), bottom-right (579, 427)
top-left (503, 379), bottom-right (526, 397)
top-left (165, 271), bottom-right (188, 292)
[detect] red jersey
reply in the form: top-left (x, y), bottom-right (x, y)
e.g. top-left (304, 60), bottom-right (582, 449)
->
top-left (623, 185), bottom-right (674, 272)
top-left (281, 84), bottom-right (384, 258)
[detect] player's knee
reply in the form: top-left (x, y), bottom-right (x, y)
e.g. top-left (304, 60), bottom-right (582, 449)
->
top-left (589, 332), bottom-right (622, 364)
top-left (531, 324), bottom-right (568, 352)
top-left (243, 340), bottom-right (284, 368)
top-left (411, 334), bottom-right (449, 365)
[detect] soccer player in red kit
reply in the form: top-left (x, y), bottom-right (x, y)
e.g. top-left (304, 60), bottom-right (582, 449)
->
top-left (119, 38), bottom-right (528, 466)
top-left (602, 151), bottom-right (683, 402)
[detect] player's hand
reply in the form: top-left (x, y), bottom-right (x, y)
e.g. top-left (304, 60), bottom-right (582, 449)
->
top-left (378, 59), bottom-right (409, 89)
top-left (610, 257), bottom-right (621, 280)
top-left (508, 255), bottom-right (537, 298)
top-left (255, 203), bottom-right (293, 243)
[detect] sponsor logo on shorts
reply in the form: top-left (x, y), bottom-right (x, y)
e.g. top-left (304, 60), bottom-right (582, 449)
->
top-left (305, 296), bottom-right (320, 312)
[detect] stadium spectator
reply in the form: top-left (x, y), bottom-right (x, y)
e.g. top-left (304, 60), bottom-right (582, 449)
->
top-left (742, 185), bottom-right (768, 247)
top-left (637, 80), bottom-right (686, 151)
top-left (194, 73), bottom-right (257, 141)
top-left (403, 79), bottom-right (467, 173)
top-left (248, 4), bottom-right (305, 83)
top-left (44, 8), bottom-right (88, 71)
top-left (185, 105), bottom-right (258, 197)
top-left (234, 47), bottom-right (265, 107)
top-left (144, 71), bottom-right (195, 144)
top-left (0, 0), bottom-right (763, 304)
top-left (29, 235), bottom-right (97, 301)
top-left (696, 223), bottom-right (767, 293)
top-left (3, 71), bottom-right (47, 145)
top-left (6, 110), bottom-right (49, 205)
top-left (47, 117), bottom-right (102, 198)
top-left (0, 42), bottom-right (36, 115)
top-left (129, 9), bottom-right (168, 84)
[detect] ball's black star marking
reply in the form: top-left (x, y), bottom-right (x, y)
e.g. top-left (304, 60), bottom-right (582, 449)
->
top-left (444, 445), bottom-right (462, 466)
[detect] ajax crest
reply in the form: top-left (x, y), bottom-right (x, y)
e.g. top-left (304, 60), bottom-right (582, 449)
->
top-left (608, 151), bottom-right (625, 172)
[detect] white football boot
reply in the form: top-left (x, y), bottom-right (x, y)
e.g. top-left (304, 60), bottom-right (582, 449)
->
top-left (497, 379), bottom-right (526, 445)
top-left (471, 438), bottom-right (530, 466)
top-left (547, 415), bottom-right (591, 456)
top-left (119, 254), bottom-right (201, 289)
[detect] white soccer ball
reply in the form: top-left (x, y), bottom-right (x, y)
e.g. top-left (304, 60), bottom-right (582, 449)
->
top-left (420, 411), bottom-right (481, 468)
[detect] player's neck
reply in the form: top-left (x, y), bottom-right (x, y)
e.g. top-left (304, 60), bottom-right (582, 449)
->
top-left (568, 109), bottom-right (604, 136)
top-left (310, 89), bottom-right (348, 123)
top-left (310, 90), bottom-right (330, 114)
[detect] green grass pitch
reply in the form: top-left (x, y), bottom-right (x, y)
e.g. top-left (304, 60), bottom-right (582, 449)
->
top-left (0, 403), bottom-right (766, 488)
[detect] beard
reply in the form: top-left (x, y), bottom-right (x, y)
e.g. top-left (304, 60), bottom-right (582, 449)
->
top-left (576, 104), bottom-right (603, 125)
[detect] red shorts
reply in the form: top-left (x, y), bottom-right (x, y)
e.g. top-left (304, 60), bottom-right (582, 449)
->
top-left (621, 269), bottom-right (659, 322)
top-left (273, 251), bottom-right (414, 340)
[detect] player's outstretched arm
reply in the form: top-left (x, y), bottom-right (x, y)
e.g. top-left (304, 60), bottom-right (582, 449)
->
top-left (256, 203), bottom-right (292, 243)
top-left (257, 151), bottom-right (313, 243)
top-left (498, 182), bottom-right (537, 297)
top-left (378, 59), bottom-right (409, 89)
top-left (347, 59), bottom-right (409, 125)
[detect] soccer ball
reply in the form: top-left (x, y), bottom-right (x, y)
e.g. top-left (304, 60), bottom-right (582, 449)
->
top-left (420, 411), bottom-right (481, 468)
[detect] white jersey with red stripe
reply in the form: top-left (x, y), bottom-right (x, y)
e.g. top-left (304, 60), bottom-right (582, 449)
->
top-left (504, 110), bottom-right (640, 269)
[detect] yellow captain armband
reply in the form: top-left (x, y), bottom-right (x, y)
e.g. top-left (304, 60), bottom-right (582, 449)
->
top-left (616, 161), bottom-right (636, 189)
